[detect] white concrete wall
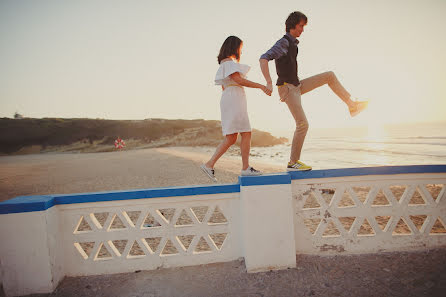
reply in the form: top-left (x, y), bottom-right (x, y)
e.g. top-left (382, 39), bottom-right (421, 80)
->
top-left (0, 209), bottom-right (59, 296)
top-left (292, 173), bottom-right (446, 255)
top-left (61, 193), bottom-right (242, 277)
top-left (1, 171), bottom-right (445, 296)
top-left (240, 183), bottom-right (296, 272)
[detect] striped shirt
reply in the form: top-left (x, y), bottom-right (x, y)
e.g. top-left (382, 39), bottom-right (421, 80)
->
top-left (260, 32), bottom-right (299, 61)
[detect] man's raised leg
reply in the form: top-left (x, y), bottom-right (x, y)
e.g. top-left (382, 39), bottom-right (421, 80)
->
top-left (300, 71), bottom-right (368, 117)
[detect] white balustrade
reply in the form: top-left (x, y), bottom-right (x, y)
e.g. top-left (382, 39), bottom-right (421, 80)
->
top-left (61, 194), bottom-right (241, 276)
top-left (1, 166), bottom-right (446, 296)
top-left (292, 173), bottom-right (446, 254)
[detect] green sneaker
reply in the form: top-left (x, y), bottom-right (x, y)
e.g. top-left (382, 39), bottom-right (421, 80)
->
top-left (287, 161), bottom-right (312, 171)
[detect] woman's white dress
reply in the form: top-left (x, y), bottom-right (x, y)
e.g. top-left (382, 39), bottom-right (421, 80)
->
top-left (214, 60), bottom-right (251, 136)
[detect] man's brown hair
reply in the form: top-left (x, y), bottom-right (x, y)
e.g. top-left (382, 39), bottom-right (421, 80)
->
top-left (286, 11), bottom-right (308, 32)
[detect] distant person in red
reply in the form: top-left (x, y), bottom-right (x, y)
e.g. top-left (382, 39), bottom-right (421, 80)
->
top-left (260, 11), bottom-right (368, 172)
top-left (201, 36), bottom-right (271, 182)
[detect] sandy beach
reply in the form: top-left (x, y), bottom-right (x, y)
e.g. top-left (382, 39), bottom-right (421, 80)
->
top-left (0, 147), bottom-right (283, 202)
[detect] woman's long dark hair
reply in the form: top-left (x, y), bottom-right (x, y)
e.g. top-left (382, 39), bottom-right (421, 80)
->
top-left (217, 36), bottom-right (242, 64)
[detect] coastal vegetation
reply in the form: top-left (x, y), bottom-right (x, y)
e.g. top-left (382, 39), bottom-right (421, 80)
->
top-left (0, 118), bottom-right (287, 154)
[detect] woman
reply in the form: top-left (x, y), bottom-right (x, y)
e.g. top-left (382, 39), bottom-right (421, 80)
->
top-left (201, 36), bottom-right (271, 182)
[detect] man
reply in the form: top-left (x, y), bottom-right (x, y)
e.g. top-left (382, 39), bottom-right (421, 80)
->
top-left (259, 11), bottom-right (368, 171)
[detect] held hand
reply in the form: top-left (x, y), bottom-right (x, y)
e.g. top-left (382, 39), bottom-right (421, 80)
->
top-left (266, 82), bottom-right (273, 94)
top-left (261, 85), bottom-right (272, 96)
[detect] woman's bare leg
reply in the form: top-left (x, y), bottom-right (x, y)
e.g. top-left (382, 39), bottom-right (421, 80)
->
top-left (205, 133), bottom-right (238, 168)
top-left (240, 132), bottom-right (251, 170)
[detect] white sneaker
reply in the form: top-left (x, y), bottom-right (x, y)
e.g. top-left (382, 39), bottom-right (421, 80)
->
top-left (200, 164), bottom-right (217, 182)
top-left (241, 166), bottom-right (262, 176)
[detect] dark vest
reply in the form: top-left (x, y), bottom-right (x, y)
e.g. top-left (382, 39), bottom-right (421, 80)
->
top-left (275, 34), bottom-right (299, 86)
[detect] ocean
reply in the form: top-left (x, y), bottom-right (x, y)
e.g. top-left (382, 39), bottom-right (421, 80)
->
top-left (247, 121), bottom-right (446, 169)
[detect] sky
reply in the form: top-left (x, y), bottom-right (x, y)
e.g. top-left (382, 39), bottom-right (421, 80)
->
top-left (1, 0), bottom-right (445, 136)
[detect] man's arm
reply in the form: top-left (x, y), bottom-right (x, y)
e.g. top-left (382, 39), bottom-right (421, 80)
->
top-left (259, 37), bottom-right (289, 93)
top-left (259, 59), bottom-right (273, 93)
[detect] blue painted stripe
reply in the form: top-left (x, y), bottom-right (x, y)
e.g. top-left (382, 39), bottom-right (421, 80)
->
top-left (239, 173), bottom-right (291, 186)
top-left (288, 165), bottom-right (446, 180)
top-left (0, 183), bottom-right (240, 214)
top-left (0, 195), bottom-right (55, 214)
top-left (54, 183), bottom-right (240, 205)
top-left (1, 165), bottom-right (445, 214)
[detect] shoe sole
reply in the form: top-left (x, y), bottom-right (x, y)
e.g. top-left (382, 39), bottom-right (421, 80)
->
top-left (350, 110), bottom-right (363, 117)
top-left (200, 165), bottom-right (217, 182)
top-left (287, 168), bottom-right (312, 171)
top-left (350, 102), bottom-right (369, 117)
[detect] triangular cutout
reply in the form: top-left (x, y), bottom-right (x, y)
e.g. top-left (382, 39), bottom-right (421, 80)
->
top-left (320, 188), bottom-right (335, 206)
top-left (322, 221), bottom-right (341, 237)
top-left (430, 218), bottom-right (446, 234)
top-left (338, 217), bottom-right (355, 232)
top-left (408, 187), bottom-right (426, 205)
top-left (175, 210), bottom-right (194, 226)
top-left (208, 206), bottom-right (227, 224)
top-left (125, 211), bottom-right (141, 226)
top-left (303, 218), bottom-right (322, 234)
top-left (74, 242), bottom-right (94, 259)
top-left (302, 192), bottom-right (321, 209)
top-left (425, 184), bottom-right (444, 202)
top-left (144, 237), bottom-right (162, 253)
top-left (358, 218), bottom-right (375, 236)
top-left (392, 217), bottom-right (412, 235)
top-left (158, 208), bottom-right (175, 223)
top-left (194, 236), bottom-right (212, 252)
top-left (338, 191), bottom-right (356, 208)
top-left (74, 216), bottom-right (92, 233)
top-left (128, 240), bottom-right (145, 257)
top-left (372, 189), bottom-right (391, 206)
top-left (110, 240), bottom-right (127, 256)
top-left (109, 214), bottom-right (127, 230)
top-left (389, 185), bottom-right (406, 202)
top-left (177, 235), bottom-right (194, 251)
top-left (409, 215), bottom-right (427, 231)
top-left (92, 212), bottom-right (108, 228)
top-left (209, 233), bottom-right (227, 250)
top-left (161, 239), bottom-right (179, 255)
top-left (142, 212), bottom-right (161, 228)
top-left (191, 206), bottom-right (208, 223)
top-left (375, 216), bottom-right (391, 231)
top-left (352, 186), bottom-right (371, 204)
top-left (95, 243), bottom-right (113, 260)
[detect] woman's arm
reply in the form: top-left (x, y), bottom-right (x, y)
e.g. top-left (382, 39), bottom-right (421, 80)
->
top-left (230, 72), bottom-right (271, 96)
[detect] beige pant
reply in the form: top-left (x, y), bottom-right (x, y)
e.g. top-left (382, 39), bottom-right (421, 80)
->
top-left (278, 71), bottom-right (351, 162)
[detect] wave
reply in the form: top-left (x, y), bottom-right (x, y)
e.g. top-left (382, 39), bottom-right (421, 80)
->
top-left (310, 139), bottom-right (446, 146)
top-left (304, 147), bottom-right (446, 158)
top-left (401, 136), bottom-right (446, 140)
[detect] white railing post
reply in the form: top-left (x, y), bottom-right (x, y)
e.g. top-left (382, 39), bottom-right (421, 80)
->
top-left (0, 201), bottom-right (63, 297)
top-left (239, 174), bottom-right (297, 272)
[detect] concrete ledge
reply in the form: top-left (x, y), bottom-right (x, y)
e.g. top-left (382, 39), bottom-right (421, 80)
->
top-left (239, 173), bottom-right (291, 186)
top-left (0, 195), bottom-right (55, 214)
top-left (1, 165), bottom-right (445, 214)
top-left (288, 164), bottom-right (446, 180)
top-left (0, 183), bottom-right (240, 214)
